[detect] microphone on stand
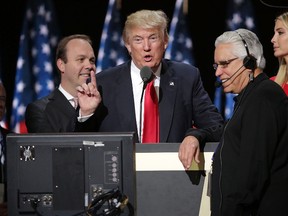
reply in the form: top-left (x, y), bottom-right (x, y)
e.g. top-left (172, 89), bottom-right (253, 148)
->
top-left (139, 66), bottom-right (153, 143)
top-left (140, 66), bottom-right (153, 88)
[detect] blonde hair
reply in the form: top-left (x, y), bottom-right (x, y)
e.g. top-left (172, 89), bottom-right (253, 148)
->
top-left (122, 10), bottom-right (169, 44)
top-left (274, 12), bottom-right (288, 86)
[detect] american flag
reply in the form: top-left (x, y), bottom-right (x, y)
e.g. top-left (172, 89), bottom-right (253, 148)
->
top-left (10, 0), bottom-right (59, 133)
top-left (214, 0), bottom-right (256, 120)
top-left (164, 0), bottom-right (195, 65)
top-left (96, 0), bottom-right (129, 73)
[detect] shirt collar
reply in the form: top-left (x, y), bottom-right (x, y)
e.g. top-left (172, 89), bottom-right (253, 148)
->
top-left (58, 85), bottom-right (74, 101)
top-left (130, 61), bottom-right (162, 85)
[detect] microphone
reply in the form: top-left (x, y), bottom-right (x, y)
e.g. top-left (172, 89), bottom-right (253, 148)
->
top-left (140, 66), bottom-right (153, 86)
top-left (139, 66), bottom-right (153, 143)
top-left (214, 64), bottom-right (246, 88)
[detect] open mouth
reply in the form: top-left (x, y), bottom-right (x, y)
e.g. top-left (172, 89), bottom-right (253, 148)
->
top-left (144, 55), bottom-right (152, 61)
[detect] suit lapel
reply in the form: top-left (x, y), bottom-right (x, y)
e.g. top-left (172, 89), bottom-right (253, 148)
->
top-left (113, 65), bottom-right (138, 132)
top-left (159, 61), bottom-right (178, 141)
top-left (46, 89), bottom-right (77, 131)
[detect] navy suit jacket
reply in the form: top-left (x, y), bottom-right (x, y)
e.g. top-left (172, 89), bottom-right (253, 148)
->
top-left (92, 60), bottom-right (223, 143)
top-left (25, 89), bottom-right (80, 132)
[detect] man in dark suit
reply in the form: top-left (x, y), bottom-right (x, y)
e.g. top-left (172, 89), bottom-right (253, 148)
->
top-left (0, 82), bottom-right (12, 216)
top-left (26, 11), bottom-right (223, 170)
top-left (90, 10), bottom-right (224, 169)
top-left (25, 34), bottom-right (101, 132)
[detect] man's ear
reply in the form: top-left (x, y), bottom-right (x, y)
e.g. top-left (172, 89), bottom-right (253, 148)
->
top-left (57, 59), bottom-right (65, 73)
top-left (125, 43), bottom-right (131, 55)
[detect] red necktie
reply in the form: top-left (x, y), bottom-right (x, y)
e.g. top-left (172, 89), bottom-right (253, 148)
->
top-left (142, 79), bottom-right (159, 143)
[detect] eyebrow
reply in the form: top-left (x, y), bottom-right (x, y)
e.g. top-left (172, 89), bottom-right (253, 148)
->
top-left (217, 57), bottom-right (238, 64)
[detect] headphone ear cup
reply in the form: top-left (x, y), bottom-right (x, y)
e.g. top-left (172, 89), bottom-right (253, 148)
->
top-left (243, 55), bottom-right (257, 70)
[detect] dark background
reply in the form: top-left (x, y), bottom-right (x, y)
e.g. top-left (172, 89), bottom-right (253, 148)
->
top-left (0, 0), bottom-right (287, 124)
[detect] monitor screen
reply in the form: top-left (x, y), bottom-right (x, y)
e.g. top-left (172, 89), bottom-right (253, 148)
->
top-left (7, 132), bottom-right (136, 216)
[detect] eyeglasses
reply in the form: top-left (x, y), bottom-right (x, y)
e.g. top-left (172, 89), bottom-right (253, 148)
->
top-left (213, 57), bottom-right (238, 70)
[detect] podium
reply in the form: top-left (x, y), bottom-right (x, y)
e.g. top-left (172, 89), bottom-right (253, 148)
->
top-left (7, 132), bottom-right (217, 216)
top-left (136, 142), bottom-right (217, 216)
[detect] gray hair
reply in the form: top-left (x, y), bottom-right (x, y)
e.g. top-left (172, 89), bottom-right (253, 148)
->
top-left (215, 28), bottom-right (266, 69)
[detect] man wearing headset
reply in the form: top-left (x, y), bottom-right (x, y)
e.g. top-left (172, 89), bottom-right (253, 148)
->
top-left (210, 28), bottom-right (288, 216)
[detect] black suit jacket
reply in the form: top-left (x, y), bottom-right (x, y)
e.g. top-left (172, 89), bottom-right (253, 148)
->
top-left (25, 89), bottom-right (79, 132)
top-left (91, 60), bottom-right (223, 143)
top-left (1, 126), bottom-right (12, 202)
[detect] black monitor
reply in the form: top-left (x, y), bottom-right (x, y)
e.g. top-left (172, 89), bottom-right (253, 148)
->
top-left (7, 132), bottom-right (136, 216)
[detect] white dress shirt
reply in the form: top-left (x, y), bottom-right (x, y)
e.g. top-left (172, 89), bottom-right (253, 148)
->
top-left (58, 85), bottom-right (92, 122)
top-left (130, 62), bottom-right (160, 141)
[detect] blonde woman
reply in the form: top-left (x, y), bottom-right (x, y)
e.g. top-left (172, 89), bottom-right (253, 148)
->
top-left (271, 11), bottom-right (288, 95)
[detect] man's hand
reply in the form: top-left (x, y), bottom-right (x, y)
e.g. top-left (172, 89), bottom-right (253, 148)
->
top-left (178, 136), bottom-right (200, 170)
top-left (76, 70), bottom-right (101, 116)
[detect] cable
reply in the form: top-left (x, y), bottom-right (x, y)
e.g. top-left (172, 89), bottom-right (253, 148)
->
top-left (259, 0), bottom-right (288, 8)
top-left (27, 188), bottom-right (133, 216)
top-left (86, 187), bottom-right (132, 216)
top-left (29, 198), bottom-right (45, 216)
